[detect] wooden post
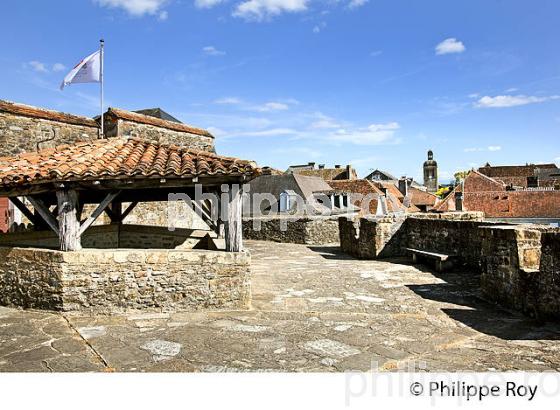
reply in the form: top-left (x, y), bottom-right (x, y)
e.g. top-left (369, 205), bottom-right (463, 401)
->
top-left (224, 185), bottom-right (243, 252)
top-left (215, 191), bottom-right (225, 238)
top-left (56, 189), bottom-right (81, 251)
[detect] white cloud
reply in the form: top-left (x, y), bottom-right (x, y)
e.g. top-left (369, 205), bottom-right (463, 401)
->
top-left (203, 46), bottom-right (226, 56)
top-left (94, 0), bottom-right (168, 17)
top-left (310, 112), bottom-right (340, 129)
top-left (488, 145), bottom-right (501, 151)
top-left (254, 101), bottom-right (289, 112)
top-left (348, 0), bottom-right (368, 9)
top-left (214, 97), bottom-right (243, 104)
top-left (233, 0), bottom-right (308, 21)
top-left (28, 61), bottom-right (48, 73)
top-left (194, 0), bottom-right (224, 8)
top-left (475, 94), bottom-right (560, 108)
top-left (52, 63), bottom-right (66, 72)
top-left (158, 10), bottom-right (168, 20)
top-left (435, 38), bottom-right (466, 55)
top-left (313, 21), bottom-right (326, 33)
top-left (370, 50), bottom-right (382, 57)
top-left (328, 122), bottom-right (401, 145)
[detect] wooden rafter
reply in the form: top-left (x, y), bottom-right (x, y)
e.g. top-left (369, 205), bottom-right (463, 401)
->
top-left (9, 197), bottom-right (40, 226)
top-left (120, 201), bottom-right (138, 222)
top-left (79, 191), bottom-right (121, 236)
top-left (26, 196), bottom-right (59, 234)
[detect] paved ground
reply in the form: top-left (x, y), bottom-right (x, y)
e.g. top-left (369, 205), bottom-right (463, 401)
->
top-left (1, 240), bottom-right (560, 372)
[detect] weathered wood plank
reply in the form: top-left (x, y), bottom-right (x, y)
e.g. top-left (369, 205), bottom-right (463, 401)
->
top-left (224, 185), bottom-right (243, 252)
top-left (120, 201), bottom-right (138, 222)
top-left (56, 189), bottom-right (81, 251)
top-left (79, 191), bottom-right (121, 236)
top-left (26, 196), bottom-right (59, 234)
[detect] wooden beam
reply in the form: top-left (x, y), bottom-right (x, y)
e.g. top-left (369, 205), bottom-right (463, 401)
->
top-left (192, 200), bottom-right (218, 231)
top-left (56, 189), bottom-right (81, 251)
top-left (79, 191), bottom-right (121, 236)
top-left (26, 196), bottom-right (59, 234)
top-left (9, 197), bottom-right (39, 226)
top-left (120, 201), bottom-right (138, 222)
top-left (224, 186), bottom-right (243, 252)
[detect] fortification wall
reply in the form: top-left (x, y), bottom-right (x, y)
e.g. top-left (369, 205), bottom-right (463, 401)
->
top-left (338, 212), bottom-right (560, 319)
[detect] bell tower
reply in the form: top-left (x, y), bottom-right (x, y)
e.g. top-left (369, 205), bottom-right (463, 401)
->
top-left (423, 149), bottom-right (438, 193)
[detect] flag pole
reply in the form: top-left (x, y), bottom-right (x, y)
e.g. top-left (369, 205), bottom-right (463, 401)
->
top-left (100, 39), bottom-right (104, 138)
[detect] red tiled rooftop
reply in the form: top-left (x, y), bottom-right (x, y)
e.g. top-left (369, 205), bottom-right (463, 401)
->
top-left (0, 137), bottom-right (258, 190)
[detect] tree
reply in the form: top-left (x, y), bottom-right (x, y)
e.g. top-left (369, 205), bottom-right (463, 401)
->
top-left (454, 170), bottom-right (470, 184)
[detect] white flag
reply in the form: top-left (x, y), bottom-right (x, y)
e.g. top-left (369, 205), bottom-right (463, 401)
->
top-left (60, 50), bottom-right (101, 90)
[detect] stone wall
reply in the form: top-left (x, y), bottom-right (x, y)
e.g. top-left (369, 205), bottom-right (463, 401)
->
top-left (339, 214), bottom-right (407, 259)
top-left (243, 216), bottom-right (340, 245)
top-left (538, 232), bottom-right (560, 318)
top-left (405, 213), bottom-right (491, 269)
top-left (338, 212), bottom-right (560, 319)
top-left (339, 212), bottom-right (485, 263)
top-left (0, 105), bottom-right (99, 157)
top-left (0, 247), bottom-right (250, 312)
top-left (107, 118), bottom-right (215, 152)
top-left (478, 227), bottom-right (560, 320)
top-left (123, 201), bottom-right (210, 231)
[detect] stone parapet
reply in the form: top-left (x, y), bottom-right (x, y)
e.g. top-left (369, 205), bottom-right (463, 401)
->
top-left (0, 246), bottom-right (250, 312)
top-left (243, 215), bottom-right (341, 245)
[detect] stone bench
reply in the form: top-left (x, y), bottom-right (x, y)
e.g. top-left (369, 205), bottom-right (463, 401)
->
top-left (406, 248), bottom-right (456, 272)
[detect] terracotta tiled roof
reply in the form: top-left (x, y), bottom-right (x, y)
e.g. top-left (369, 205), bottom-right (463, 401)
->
top-left (0, 137), bottom-right (258, 189)
top-left (296, 167), bottom-right (357, 181)
top-left (106, 107), bottom-right (213, 138)
top-left (0, 99), bottom-right (98, 128)
top-left (478, 163), bottom-right (558, 178)
top-left (408, 186), bottom-right (438, 207)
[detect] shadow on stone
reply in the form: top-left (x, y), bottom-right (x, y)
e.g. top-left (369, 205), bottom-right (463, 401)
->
top-left (406, 268), bottom-right (560, 340)
top-left (306, 245), bottom-right (354, 260)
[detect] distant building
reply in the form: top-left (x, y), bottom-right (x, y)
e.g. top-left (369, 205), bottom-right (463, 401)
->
top-left (286, 163), bottom-right (357, 181)
top-left (435, 170), bottom-right (560, 219)
top-left (245, 173), bottom-right (353, 216)
top-left (364, 169), bottom-right (397, 182)
top-left (423, 149), bottom-right (438, 193)
top-left (478, 162), bottom-right (560, 189)
top-left (329, 179), bottom-right (410, 216)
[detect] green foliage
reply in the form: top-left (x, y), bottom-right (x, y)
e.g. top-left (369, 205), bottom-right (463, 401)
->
top-left (454, 170), bottom-right (470, 184)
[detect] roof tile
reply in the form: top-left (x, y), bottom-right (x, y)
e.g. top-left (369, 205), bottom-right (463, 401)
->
top-left (0, 137), bottom-right (258, 190)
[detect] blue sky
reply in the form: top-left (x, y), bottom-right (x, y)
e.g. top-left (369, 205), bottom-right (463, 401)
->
top-left (1, 0), bottom-right (559, 182)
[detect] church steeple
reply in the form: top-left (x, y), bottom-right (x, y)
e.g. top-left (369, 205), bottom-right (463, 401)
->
top-left (423, 149), bottom-right (438, 193)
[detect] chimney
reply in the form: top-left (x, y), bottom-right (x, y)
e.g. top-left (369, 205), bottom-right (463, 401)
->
top-left (318, 164), bottom-right (325, 169)
top-left (346, 165), bottom-right (354, 179)
top-left (335, 164), bottom-right (341, 169)
top-left (455, 192), bottom-right (464, 211)
top-left (398, 177), bottom-right (408, 197)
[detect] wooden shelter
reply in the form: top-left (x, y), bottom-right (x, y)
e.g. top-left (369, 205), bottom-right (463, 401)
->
top-left (0, 137), bottom-right (259, 252)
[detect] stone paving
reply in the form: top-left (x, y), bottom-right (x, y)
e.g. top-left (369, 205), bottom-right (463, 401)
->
top-left (1, 240), bottom-right (560, 372)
